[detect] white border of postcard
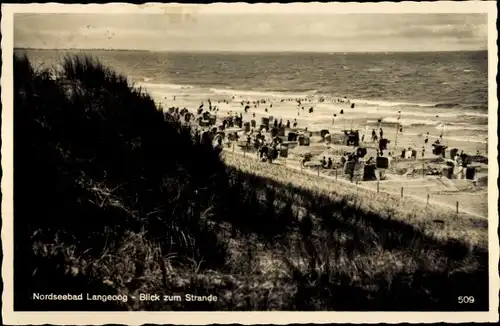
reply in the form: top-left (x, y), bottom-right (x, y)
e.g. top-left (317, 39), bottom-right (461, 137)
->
top-left (2, 2), bottom-right (499, 324)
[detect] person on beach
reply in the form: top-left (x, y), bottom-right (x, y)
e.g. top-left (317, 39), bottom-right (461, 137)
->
top-left (424, 132), bottom-right (429, 144)
top-left (327, 157), bottom-right (333, 169)
top-left (379, 128), bottom-right (384, 139)
top-left (422, 146), bottom-right (426, 158)
top-left (293, 119), bottom-right (298, 128)
top-left (320, 156), bottom-right (327, 168)
top-left (286, 120), bottom-right (291, 128)
top-left (253, 112), bottom-right (256, 118)
top-left (371, 129), bottom-right (377, 142)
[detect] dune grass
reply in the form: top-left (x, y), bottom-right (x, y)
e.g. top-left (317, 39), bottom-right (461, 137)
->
top-left (13, 53), bottom-right (489, 311)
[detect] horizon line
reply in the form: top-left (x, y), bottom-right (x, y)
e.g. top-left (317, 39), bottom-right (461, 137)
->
top-left (14, 47), bottom-right (488, 54)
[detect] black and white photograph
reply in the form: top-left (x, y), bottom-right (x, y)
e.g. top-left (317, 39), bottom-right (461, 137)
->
top-left (1, 2), bottom-right (498, 324)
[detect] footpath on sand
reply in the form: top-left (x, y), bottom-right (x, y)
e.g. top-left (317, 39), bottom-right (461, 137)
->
top-left (222, 148), bottom-right (488, 220)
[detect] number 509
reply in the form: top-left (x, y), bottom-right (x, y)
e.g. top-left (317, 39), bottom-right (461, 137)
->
top-left (458, 296), bottom-right (475, 304)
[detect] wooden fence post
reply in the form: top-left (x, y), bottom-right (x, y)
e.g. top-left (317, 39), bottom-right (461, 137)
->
top-left (400, 186), bottom-right (404, 198)
top-left (335, 169), bottom-right (338, 180)
top-left (427, 193), bottom-right (430, 207)
top-left (377, 180), bottom-right (379, 193)
top-left (456, 201), bottom-right (459, 215)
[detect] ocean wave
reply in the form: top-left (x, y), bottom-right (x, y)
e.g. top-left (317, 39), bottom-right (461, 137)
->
top-left (460, 112), bottom-right (489, 118)
top-left (366, 117), bottom-right (487, 131)
top-left (434, 103), bottom-right (460, 108)
top-left (368, 118), bottom-right (438, 127)
top-left (427, 134), bottom-right (487, 144)
top-left (353, 107), bottom-right (458, 118)
top-left (435, 123), bottom-right (488, 131)
top-left (137, 82), bottom-right (195, 90)
top-left (208, 87), bottom-right (308, 99)
top-left (349, 98), bottom-right (435, 108)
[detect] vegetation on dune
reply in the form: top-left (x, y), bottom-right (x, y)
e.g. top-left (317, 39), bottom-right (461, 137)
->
top-left (13, 53), bottom-right (489, 311)
top-left (15, 53), bottom-right (229, 310)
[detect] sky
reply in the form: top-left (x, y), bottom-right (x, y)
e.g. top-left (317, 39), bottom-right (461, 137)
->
top-left (14, 10), bottom-right (488, 52)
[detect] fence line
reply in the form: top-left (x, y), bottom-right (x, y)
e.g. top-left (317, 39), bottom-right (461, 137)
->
top-left (222, 149), bottom-right (486, 220)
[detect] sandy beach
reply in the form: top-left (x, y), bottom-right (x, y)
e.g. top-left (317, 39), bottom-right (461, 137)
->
top-left (142, 85), bottom-right (489, 218)
top-left (144, 84), bottom-right (488, 155)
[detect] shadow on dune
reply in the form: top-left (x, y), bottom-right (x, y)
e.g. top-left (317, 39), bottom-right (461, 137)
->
top-left (222, 167), bottom-right (489, 311)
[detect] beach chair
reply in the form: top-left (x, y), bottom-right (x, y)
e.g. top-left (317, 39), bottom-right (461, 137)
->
top-left (442, 166), bottom-right (454, 179)
top-left (466, 167), bottom-right (476, 180)
top-left (376, 156), bottom-right (390, 169)
top-left (363, 165), bottom-right (377, 181)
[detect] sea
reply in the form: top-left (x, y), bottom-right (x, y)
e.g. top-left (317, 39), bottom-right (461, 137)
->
top-left (16, 49), bottom-right (489, 145)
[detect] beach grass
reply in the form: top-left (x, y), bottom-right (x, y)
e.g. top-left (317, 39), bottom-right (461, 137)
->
top-left (13, 54), bottom-right (489, 311)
